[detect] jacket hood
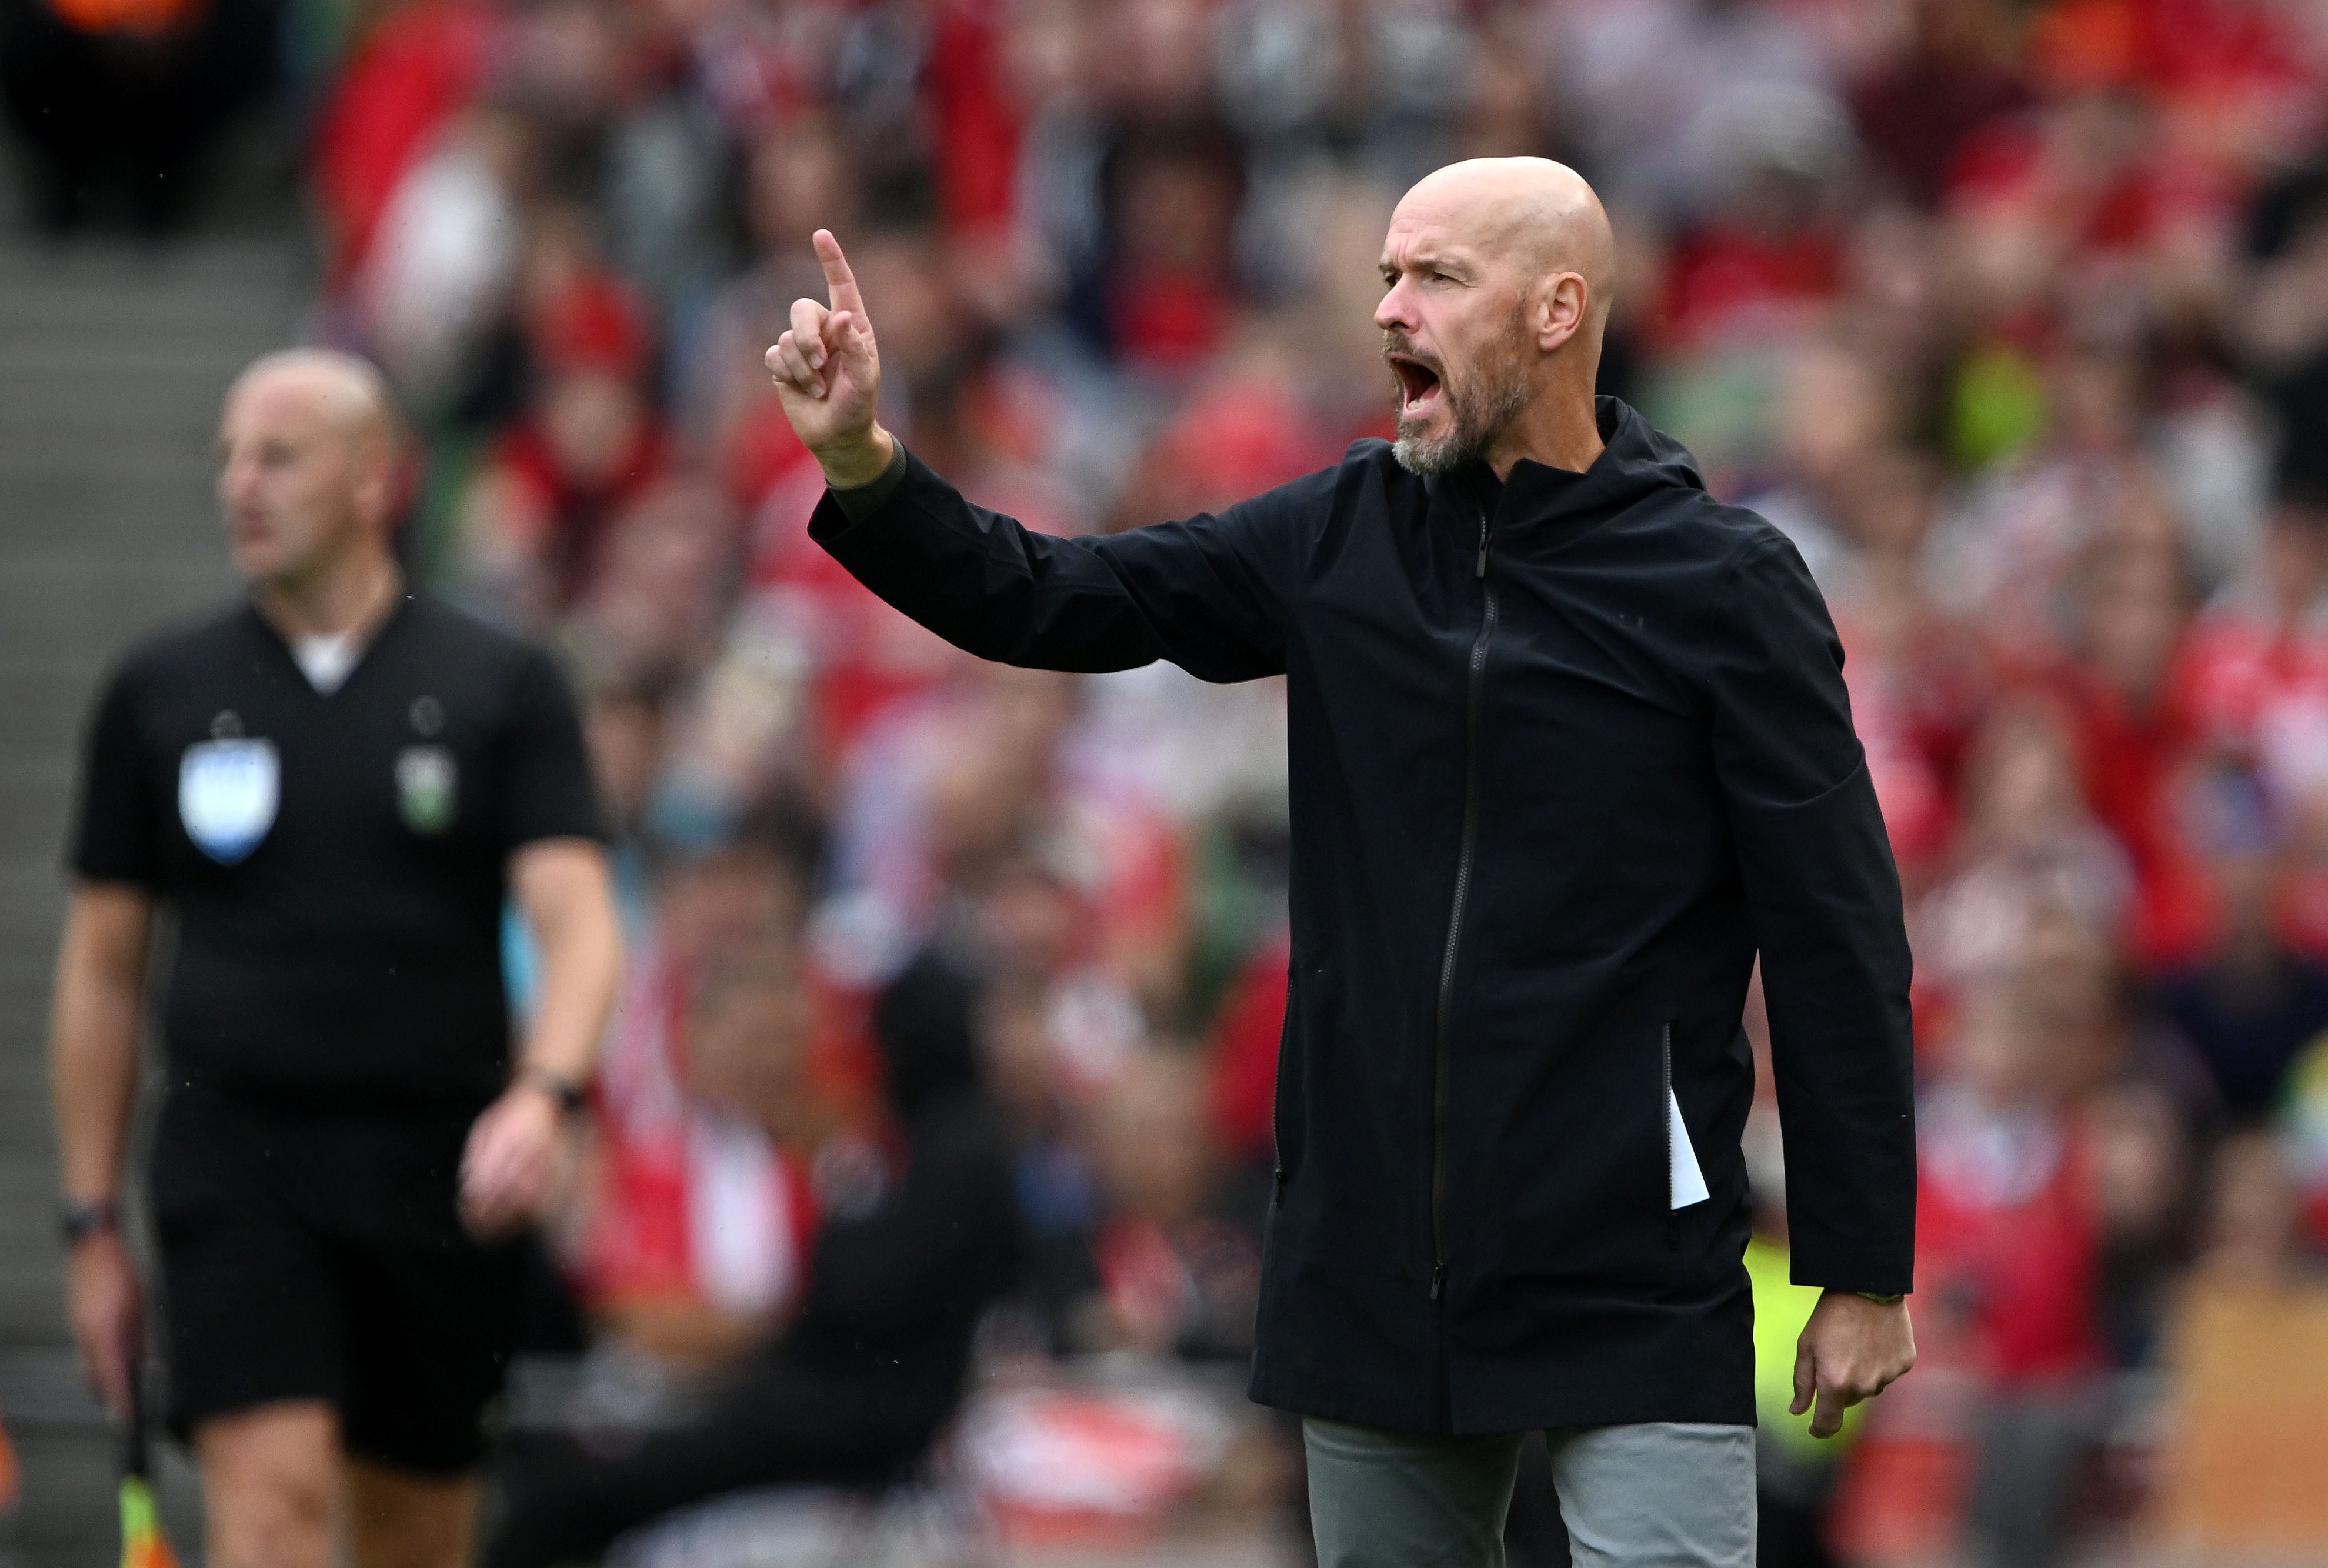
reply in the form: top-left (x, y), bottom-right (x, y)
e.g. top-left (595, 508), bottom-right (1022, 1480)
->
top-left (1445, 396), bottom-right (1708, 531)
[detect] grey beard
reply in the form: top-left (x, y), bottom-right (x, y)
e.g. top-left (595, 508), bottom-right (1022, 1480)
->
top-left (1391, 368), bottom-right (1530, 477)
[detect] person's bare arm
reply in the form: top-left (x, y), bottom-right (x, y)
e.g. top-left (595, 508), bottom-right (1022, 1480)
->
top-left (459, 839), bottom-right (622, 1237)
top-left (49, 882), bottom-right (154, 1417)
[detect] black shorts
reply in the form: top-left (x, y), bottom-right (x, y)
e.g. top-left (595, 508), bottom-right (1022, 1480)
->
top-left (150, 1082), bottom-right (525, 1474)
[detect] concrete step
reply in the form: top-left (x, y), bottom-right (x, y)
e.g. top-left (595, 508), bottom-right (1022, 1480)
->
top-left (0, 128), bottom-right (313, 1562)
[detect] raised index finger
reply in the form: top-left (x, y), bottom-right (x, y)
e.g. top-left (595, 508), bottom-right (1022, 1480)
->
top-left (813, 229), bottom-right (865, 320)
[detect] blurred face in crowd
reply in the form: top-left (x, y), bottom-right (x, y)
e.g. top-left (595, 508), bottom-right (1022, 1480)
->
top-left (1961, 702), bottom-right (2084, 853)
top-left (685, 972), bottom-right (819, 1146)
top-left (542, 369), bottom-right (648, 492)
top-left (656, 845), bottom-right (799, 967)
top-left (2203, 1130), bottom-right (2302, 1282)
top-left (1781, 342), bottom-right (1894, 485)
top-left (1092, 1053), bottom-right (1213, 1225)
top-left (746, 118), bottom-right (851, 259)
top-left (1376, 159), bottom-right (1613, 476)
top-left (2087, 1083), bottom-right (2186, 1246)
top-left (583, 479), bottom-right (732, 670)
top-left (2262, 501), bottom-right (2328, 620)
top-left (2012, 905), bottom-right (2122, 1088)
top-left (976, 857), bottom-right (1079, 982)
top-left (976, 982), bottom-right (1059, 1135)
top-left (2076, 530), bottom-right (2187, 703)
top-left (1115, 147), bottom-right (1241, 278)
top-left (216, 353), bottom-right (395, 590)
top-left (1832, 448), bottom-right (1937, 561)
top-left (583, 690), bottom-right (663, 834)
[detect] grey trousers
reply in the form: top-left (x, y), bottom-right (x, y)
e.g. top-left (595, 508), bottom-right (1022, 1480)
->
top-left (1304, 1417), bottom-right (1757, 1568)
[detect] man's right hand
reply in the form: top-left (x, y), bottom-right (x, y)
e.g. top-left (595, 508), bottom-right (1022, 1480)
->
top-left (67, 1229), bottom-right (142, 1419)
top-left (765, 229), bottom-right (895, 488)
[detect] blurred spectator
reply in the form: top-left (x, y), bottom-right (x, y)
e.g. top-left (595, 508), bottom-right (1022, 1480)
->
top-left (1072, 116), bottom-right (1251, 374)
top-left (355, 102), bottom-right (536, 415)
top-left (489, 960), bottom-right (1018, 1568)
top-left (2239, 154), bottom-right (2328, 502)
top-left (0, 0), bottom-right (276, 232)
top-left (815, 663), bottom-right (1182, 1004)
top-left (1063, 1051), bottom-right (1260, 1363)
top-left (2179, 483), bottom-right (2328, 809)
top-left (573, 958), bottom-right (819, 1382)
top-left (2087, 1080), bottom-right (2193, 1370)
top-left (1917, 921), bottom-right (2110, 1568)
top-left (1850, 0), bottom-right (2027, 212)
top-left (2048, 506), bottom-right (2211, 966)
top-left (453, 229), bottom-right (672, 620)
top-left (2161, 782), bottom-right (2328, 1123)
top-left (679, 115), bottom-right (860, 505)
top-left (563, 475), bottom-right (736, 692)
top-left (1553, 0), bottom-right (1836, 225)
top-left (1917, 699), bottom-right (2132, 999)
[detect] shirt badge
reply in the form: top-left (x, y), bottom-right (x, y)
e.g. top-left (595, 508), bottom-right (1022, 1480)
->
top-left (396, 745), bottom-right (458, 834)
top-left (178, 738), bottom-right (279, 864)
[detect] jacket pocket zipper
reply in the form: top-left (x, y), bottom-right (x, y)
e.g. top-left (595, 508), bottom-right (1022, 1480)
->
top-left (1270, 997), bottom-right (1293, 1200)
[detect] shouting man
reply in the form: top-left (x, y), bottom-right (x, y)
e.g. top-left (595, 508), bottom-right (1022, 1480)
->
top-left (766, 159), bottom-right (1917, 1567)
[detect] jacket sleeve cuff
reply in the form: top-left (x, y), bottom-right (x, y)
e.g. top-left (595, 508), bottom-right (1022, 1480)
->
top-left (813, 441), bottom-right (910, 537)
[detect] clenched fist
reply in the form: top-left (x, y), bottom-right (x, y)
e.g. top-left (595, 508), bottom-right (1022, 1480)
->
top-left (765, 229), bottom-right (895, 488)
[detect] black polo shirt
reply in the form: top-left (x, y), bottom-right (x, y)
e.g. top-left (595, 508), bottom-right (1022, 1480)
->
top-left (69, 595), bottom-right (601, 1110)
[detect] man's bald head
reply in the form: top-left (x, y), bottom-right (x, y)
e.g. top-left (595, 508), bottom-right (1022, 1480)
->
top-left (1392, 158), bottom-right (1617, 335)
top-left (1375, 159), bottom-right (1618, 476)
top-left (225, 349), bottom-right (401, 460)
top-left (218, 349), bottom-right (403, 591)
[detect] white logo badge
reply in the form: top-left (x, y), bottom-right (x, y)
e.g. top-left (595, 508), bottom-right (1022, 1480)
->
top-left (179, 739), bottom-right (279, 864)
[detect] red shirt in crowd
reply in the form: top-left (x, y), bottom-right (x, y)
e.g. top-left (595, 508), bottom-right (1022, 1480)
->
top-left (1917, 1096), bottom-right (2102, 1386)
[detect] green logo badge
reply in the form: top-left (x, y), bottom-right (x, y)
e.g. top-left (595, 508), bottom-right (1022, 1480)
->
top-left (395, 746), bottom-right (457, 834)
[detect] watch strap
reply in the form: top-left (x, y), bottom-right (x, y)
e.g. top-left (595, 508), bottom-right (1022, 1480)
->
top-left (522, 1069), bottom-right (589, 1116)
top-left (61, 1196), bottom-right (119, 1246)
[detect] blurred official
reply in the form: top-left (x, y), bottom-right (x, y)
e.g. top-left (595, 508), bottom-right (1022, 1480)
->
top-left (50, 351), bottom-right (621, 1568)
top-left (769, 159), bottom-right (1919, 1567)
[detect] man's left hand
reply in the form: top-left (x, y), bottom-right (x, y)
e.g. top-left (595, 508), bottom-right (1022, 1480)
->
top-left (1791, 1290), bottom-right (1915, 1439)
top-left (458, 1082), bottom-right (564, 1239)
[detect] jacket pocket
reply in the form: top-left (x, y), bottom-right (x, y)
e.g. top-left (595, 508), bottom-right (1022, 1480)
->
top-left (1663, 1022), bottom-right (1709, 1224)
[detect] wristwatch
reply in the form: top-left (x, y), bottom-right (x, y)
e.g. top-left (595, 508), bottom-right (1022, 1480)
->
top-left (59, 1197), bottom-right (119, 1247)
top-left (1855, 1291), bottom-right (1905, 1306)
top-left (521, 1069), bottom-right (589, 1117)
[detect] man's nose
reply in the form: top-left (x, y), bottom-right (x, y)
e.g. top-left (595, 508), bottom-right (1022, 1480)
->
top-left (1375, 278), bottom-right (1416, 334)
top-left (219, 455), bottom-right (255, 508)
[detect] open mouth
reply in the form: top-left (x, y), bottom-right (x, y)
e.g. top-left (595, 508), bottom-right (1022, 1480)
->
top-left (1389, 354), bottom-right (1443, 418)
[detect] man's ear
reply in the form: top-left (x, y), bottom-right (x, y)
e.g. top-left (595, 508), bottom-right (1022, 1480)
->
top-left (353, 439), bottom-right (401, 532)
top-left (1538, 272), bottom-right (1589, 353)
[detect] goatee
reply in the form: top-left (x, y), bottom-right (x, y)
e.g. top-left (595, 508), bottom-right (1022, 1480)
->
top-left (1389, 312), bottom-right (1532, 478)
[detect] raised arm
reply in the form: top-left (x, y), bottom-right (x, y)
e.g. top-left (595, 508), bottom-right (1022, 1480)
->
top-left (766, 232), bottom-right (1305, 683)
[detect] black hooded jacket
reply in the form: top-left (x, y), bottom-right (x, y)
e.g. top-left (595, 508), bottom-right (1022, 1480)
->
top-left (809, 397), bottom-right (1914, 1434)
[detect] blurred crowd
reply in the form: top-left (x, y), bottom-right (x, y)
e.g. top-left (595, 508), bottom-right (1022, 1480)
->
top-left (24, 0), bottom-right (2328, 1560)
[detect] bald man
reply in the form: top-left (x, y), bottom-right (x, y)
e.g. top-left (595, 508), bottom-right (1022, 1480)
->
top-left (52, 350), bottom-right (621, 1568)
top-left (769, 159), bottom-right (1917, 1566)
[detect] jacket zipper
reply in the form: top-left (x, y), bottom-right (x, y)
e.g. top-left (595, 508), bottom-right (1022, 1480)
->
top-left (1430, 497), bottom-right (1497, 1301)
top-left (1662, 1021), bottom-right (1679, 1249)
